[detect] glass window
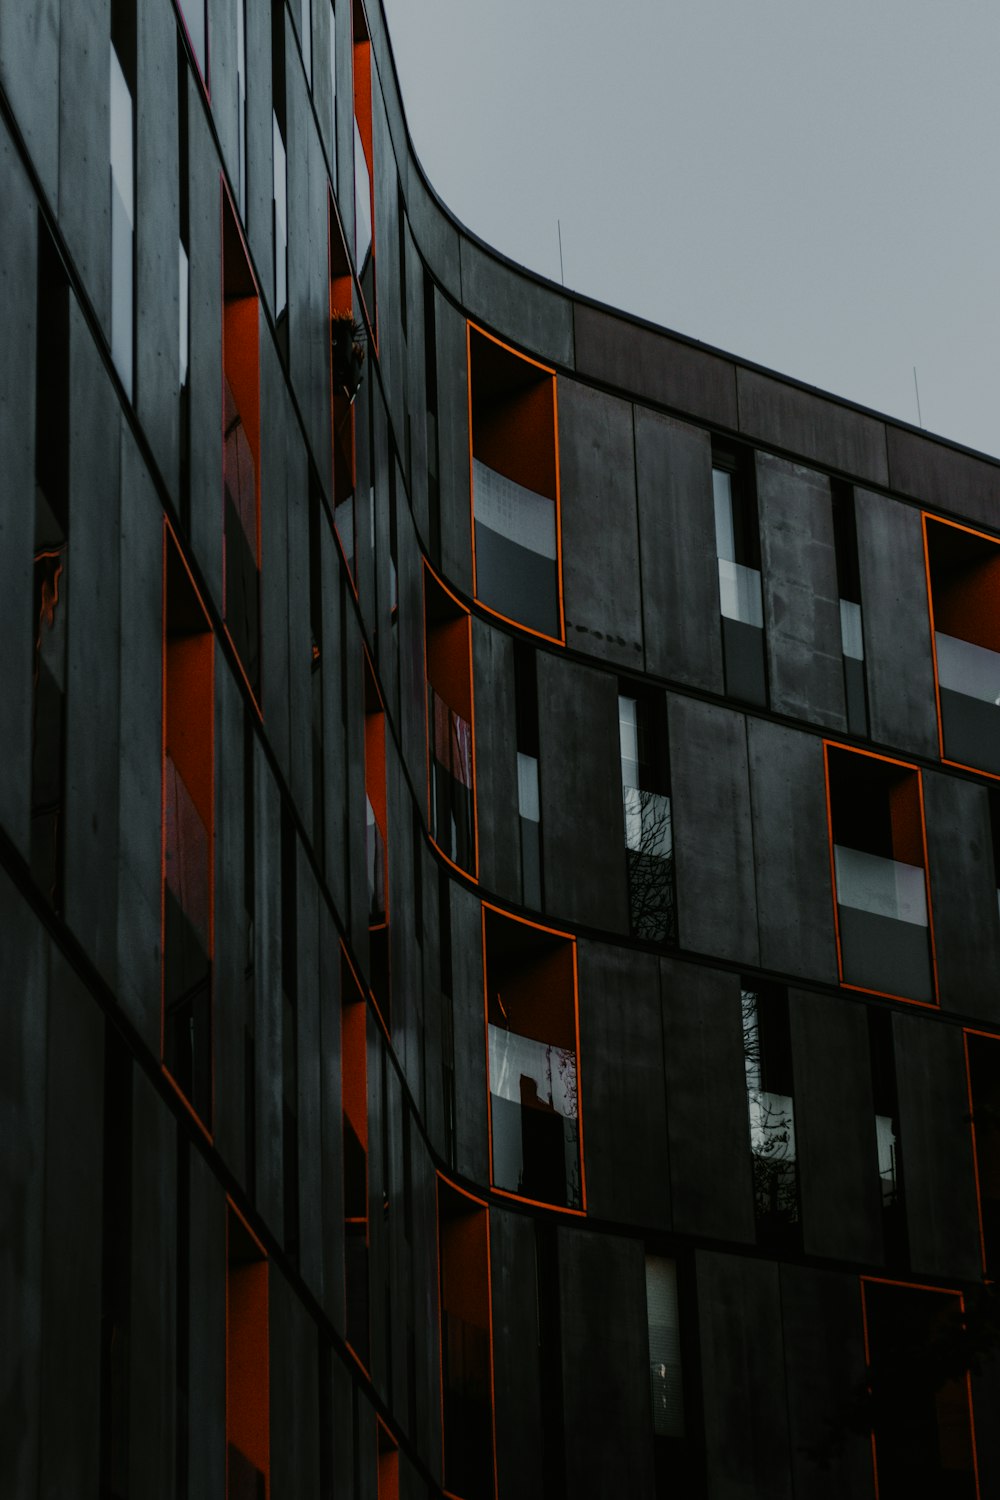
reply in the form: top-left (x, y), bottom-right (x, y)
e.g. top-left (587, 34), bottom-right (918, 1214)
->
top-left (424, 569), bottom-right (476, 877)
top-left (352, 1), bottom-right (376, 327)
top-left (713, 444), bottom-right (766, 705)
top-left (110, 37), bottom-right (134, 397)
top-left (222, 192), bottom-right (261, 697)
top-left (645, 1255), bottom-right (684, 1440)
top-left (618, 688), bottom-right (674, 943)
top-left (925, 513), bottom-right (1000, 777)
top-left (831, 479), bottom-right (868, 735)
top-left (742, 983), bottom-right (799, 1245)
top-left (868, 1008), bottom-right (907, 1266)
top-left (342, 949), bottom-right (370, 1365)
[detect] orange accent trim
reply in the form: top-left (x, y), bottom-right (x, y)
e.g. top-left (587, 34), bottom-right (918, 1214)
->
top-left (465, 320), bottom-right (566, 647)
top-left (162, 1065), bottom-right (214, 1145)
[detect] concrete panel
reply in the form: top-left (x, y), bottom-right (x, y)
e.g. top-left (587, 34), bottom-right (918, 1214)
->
top-left (64, 300), bottom-right (121, 988)
top-left (756, 452), bottom-right (846, 729)
top-left (39, 955), bottom-right (104, 1500)
top-left (128, 1069), bottom-right (177, 1500)
top-left (117, 426), bottom-right (165, 1049)
top-left (287, 56), bottom-right (333, 476)
top-left (333, 0), bottom-right (355, 262)
top-left (0, 871), bottom-right (47, 1499)
top-left (737, 367), bottom-right (889, 486)
top-left (186, 72), bottom-right (224, 607)
top-left (395, 499), bottom-right (426, 794)
top-left (668, 694), bottom-right (758, 966)
top-left (855, 488), bottom-right (938, 758)
top-left (270, 1268), bottom-right (321, 1500)
top-left (449, 879), bottom-right (488, 1186)
top-left (789, 991), bottom-right (882, 1263)
top-left (887, 425), bottom-right (1000, 533)
top-left (634, 405), bottom-right (724, 692)
top-left (387, 744), bottom-right (421, 1097)
top-left (410, 1133), bottom-right (442, 1478)
top-left (558, 1227), bottom-right (655, 1500)
top-left (747, 719), bottom-right (838, 983)
top-left (573, 302), bottom-right (738, 427)
top-left (317, 896), bottom-right (345, 1333)
top-left (319, 512), bottom-right (348, 920)
top-left (893, 1011), bottom-right (981, 1281)
top-left (923, 769), bottom-right (1000, 1025)
top-left (405, 169), bottom-right (462, 303)
top-left (558, 380), bottom-right (643, 669)
top-left (0, 1), bottom-right (60, 201)
top-left (297, 846), bottom-right (324, 1300)
top-left (284, 425), bottom-right (313, 824)
top-left (343, 605), bottom-right (369, 966)
top-left (254, 743), bottom-right (284, 1238)
top-left (59, 0), bottom-right (111, 333)
top-left (780, 1265), bottom-right (874, 1500)
top-left (261, 329), bottom-right (292, 777)
top-left (0, 131), bottom-right (37, 858)
top-left (136, 0), bottom-right (180, 495)
top-left (460, 239), bottom-right (573, 368)
top-left (435, 292), bottom-right (472, 594)
top-left (470, 619), bottom-right (521, 902)
top-left (187, 1146), bottom-right (227, 1500)
top-left (403, 226), bottom-right (430, 537)
top-left (311, 0), bottom-right (336, 183)
top-left (577, 941), bottom-right (669, 1228)
top-left (373, 90), bottom-right (406, 443)
top-left (490, 1208), bottom-right (544, 1500)
top-left (661, 958), bottom-right (755, 1242)
top-left (244, 0), bottom-right (274, 310)
top-left (213, 649), bottom-right (247, 1178)
top-left (697, 1250), bottom-right (792, 1500)
top-left (537, 651), bottom-right (629, 933)
top-left (207, 0), bottom-right (239, 182)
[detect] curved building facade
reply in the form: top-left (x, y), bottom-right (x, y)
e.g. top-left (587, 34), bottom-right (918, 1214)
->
top-left (3, 2), bottom-right (1000, 1497)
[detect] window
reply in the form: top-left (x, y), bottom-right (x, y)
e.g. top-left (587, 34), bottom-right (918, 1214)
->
top-left (924, 514), bottom-right (1000, 778)
top-left (437, 1179), bottom-right (495, 1500)
top-left (618, 688), bottom-right (674, 943)
top-left (222, 188), bottom-right (262, 699)
top-left (31, 225), bottom-right (70, 911)
top-left (513, 642), bottom-right (542, 908)
top-left (178, 40), bottom-right (191, 525)
top-left (162, 527), bottom-right (214, 1127)
top-left (271, 0), bottom-right (288, 355)
top-left (330, 201), bottom-right (359, 577)
top-left (226, 1203), bottom-right (270, 1500)
top-left (309, 477), bottom-right (326, 864)
top-left (236, 0), bottom-right (248, 216)
top-left (342, 948), bottom-right (370, 1366)
top-left (352, 0), bottom-right (376, 332)
top-left (826, 745), bottom-right (935, 1003)
top-left (424, 568), bottom-right (476, 877)
top-left (868, 1008), bottom-right (907, 1265)
top-left (861, 1278), bottom-right (979, 1500)
top-left (645, 1254), bottom-right (683, 1440)
top-left (467, 324), bottom-right (562, 641)
top-left (831, 480), bottom-right (869, 735)
top-left (713, 444), bottom-right (766, 705)
top-left (965, 1031), bottom-right (1000, 1279)
top-left (176, 0), bottom-right (208, 85)
top-left (483, 904), bottom-right (583, 1212)
top-left (110, 2), bottom-right (136, 398)
top-left (742, 983), bottom-right (799, 1245)
top-left (365, 653), bottom-right (390, 1026)
top-left (281, 811), bottom-right (300, 1264)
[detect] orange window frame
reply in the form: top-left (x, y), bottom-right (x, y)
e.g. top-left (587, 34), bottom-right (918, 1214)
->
top-left (422, 562), bottom-right (479, 882)
top-left (480, 901), bottom-right (587, 1216)
top-left (922, 511), bottom-right (1000, 783)
top-left (435, 1175), bottom-right (498, 1500)
top-left (466, 321), bottom-right (565, 647)
top-left (822, 740), bottom-right (939, 1008)
top-left (161, 520), bottom-right (215, 1141)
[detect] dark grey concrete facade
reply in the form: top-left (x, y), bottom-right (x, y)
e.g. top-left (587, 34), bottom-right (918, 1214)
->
top-left (3, 3), bottom-right (1000, 1498)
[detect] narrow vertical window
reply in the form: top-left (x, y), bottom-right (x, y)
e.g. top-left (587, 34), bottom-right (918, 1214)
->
top-left (330, 203), bottom-right (361, 577)
top-left (713, 444), bottom-right (766, 706)
top-left (308, 477), bottom-right (326, 864)
top-left (868, 1008), bottom-right (907, 1266)
top-left (483, 905), bottom-right (583, 1212)
top-left (365, 653), bottom-right (391, 1026)
top-left (271, 0), bottom-right (288, 356)
top-left (618, 688), bottom-right (674, 943)
top-left (467, 324), bottom-right (562, 641)
top-left (178, 40), bottom-right (192, 528)
top-left (31, 225), bottom-right (70, 911)
top-left (226, 1204), bottom-right (270, 1500)
top-left (281, 811), bottom-right (300, 1264)
top-left (222, 189), bottom-right (262, 699)
top-left (826, 745), bottom-right (935, 1004)
top-left (176, 0), bottom-right (209, 85)
top-left (342, 949), bottom-right (370, 1367)
top-left (645, 1254), bottom-right (685, 1475)
top-left (351, 0), bottom-right (376, 332)
top-left (423, 270), bottom-right (441, 564)
top-left (110, 1), bottom-right (136, 398)
top-left (514, 642), bottom-right (542, 908)
top-left (924, 514), bottom-right (1000, 778)
top-left (861, 1278), bottom-right (978, 1500)
top-left (236, 0), bottom-right (248, 217)
top-left (831, 480), bottom-right (868, 735)
top-left (966, 1032), bottom-right (1000, 1279)
top-left (437, 1179), bottom-right (495, 1500)
top-left (424, 568), bottom-right (476, 877)
top-left (162, 528), bottom-right (214, 1127)
top-left (742, 983), bottom-right (799, 1245)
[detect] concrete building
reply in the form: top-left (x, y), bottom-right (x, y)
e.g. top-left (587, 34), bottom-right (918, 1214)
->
top-left (2, 2), bottom-right (1000, 1497)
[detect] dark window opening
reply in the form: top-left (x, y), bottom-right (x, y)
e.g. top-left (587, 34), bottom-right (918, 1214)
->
top-left (330, 202), bottom-right (359, 577)
top-left (712, 443), bottom-right (766, 706)
top-left (351, 0), bottom-right (376, 334)
top-left (271, 0), bottom-right (288, 356)
top-left (226, 1206), bottom-right (269, 1500)
top-left (831, 480), bottom-right (869, 736)
top-left (177, 39), bottom-right (192, 532)
top-left (163, 531), bottom-right (214, 1124)
top-left (365, 653), bottom-right (391, 1026)
top-left (868, 1008), bottom-right (907, 1268)
top-left (618, 686), bottom-right (674, 944)
top-left (967, 1032), bottom-right (1000, 1280)
top-left (514, 641), bottom-right (543, 908)
top-left (110, 0), bottom-right (136, 398)
top-left (437, 1180), bottom-right (494, 1500)
top-left (484, 906), bottom-right (582, 1211)
top-left (222, 193), bottom-right (261, 697)
top-left (281, 810), bottom-right (300, 1265)
top-left (925, 514), bottom-right (1000, 777)
top-left (424, 569), bottom-right (476, 876)
top-left (468, 325), bottom-right (561, 640)
top-left (741, 982), bottom-right (800, 1247)
top-left (827, 746), bottom-right (934, 1004)
top-left (342, 950), bottom-right (370, 1366)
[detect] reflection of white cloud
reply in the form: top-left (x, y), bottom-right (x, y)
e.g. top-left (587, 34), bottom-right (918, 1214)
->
top-left (488, 1024), bottom-right (577, 1118)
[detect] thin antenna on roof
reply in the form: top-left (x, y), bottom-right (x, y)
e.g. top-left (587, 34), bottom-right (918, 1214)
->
top-left (557, 218), bottom-right (565, 286)
top-left (913, 366), bottom-right (924, 429)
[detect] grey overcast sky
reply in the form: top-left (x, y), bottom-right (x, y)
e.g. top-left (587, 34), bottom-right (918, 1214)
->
top-left (381, 0), bottom-right (1000, 461)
